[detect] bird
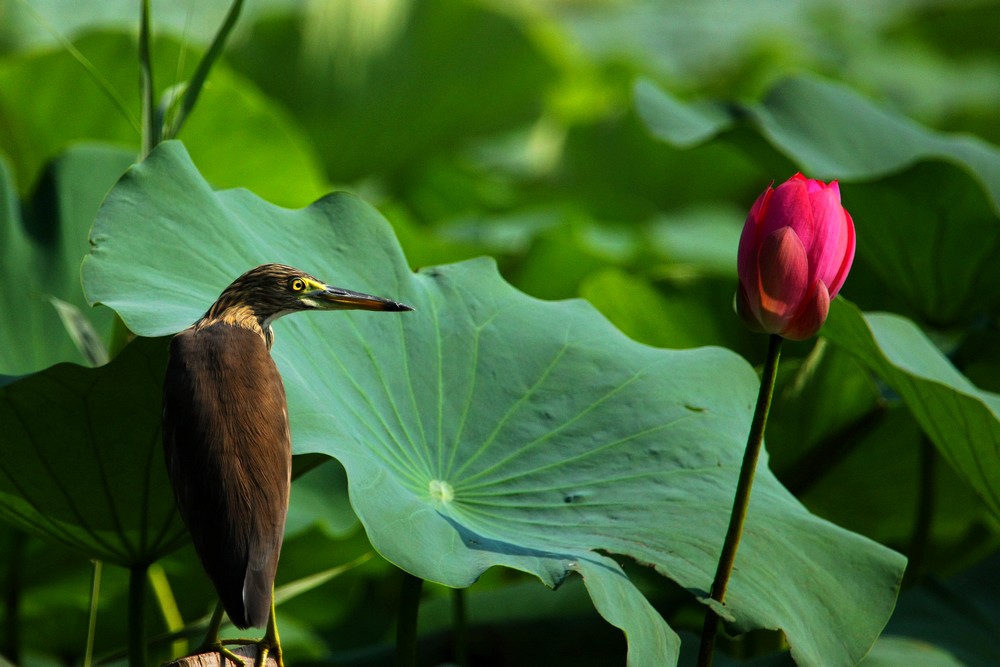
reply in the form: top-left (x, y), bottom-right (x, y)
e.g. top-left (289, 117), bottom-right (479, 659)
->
top-left (162, 263), bottom-right (412, 666)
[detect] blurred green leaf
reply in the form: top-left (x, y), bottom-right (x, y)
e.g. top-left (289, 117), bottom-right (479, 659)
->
top-left (440, 208), bottom-right (566, 258)
top-left (824, 299), bottom-right (1000, 522)
top-left (0, 1), bottom-right (286, 53)
top-left (0, 31), bottom-right (326, 206)
top-left (767, 343), bottom-right (990, 553)
top-left (273, 531), bottom-right (399, 660)
top-left (47, 296), bottom-right (109, 366)
top-left (848, 161), bottom-right (1000, 325)
top-left (82, 141), bottom-right (904, 665)
top-left (637, 74), bottom-right (1000, 190)
top-left (511, 222), bottom-right (625, 300)
top-left (581, 269), bottom-right (733, 352)
top-left (0, 529), bottom-right (106, 663)
top-left (557, 109), bottom-right (760, 221)
top-left (0, 336), bottom-right (184, 566)
top-left (379, 203), bottom-right (490, 271)
top-left (0, 35), bottom-right (136, 192)
top-left (860, 636), bottom-right (964, 667)
top-left (749, 77), bottom-right (1000, 191)
top-left (634, 78), bottom-right (732, 148)
top-left (285, 458), bottom-right (358, 539)
top-left (580, 268), bottom-right (758, 362)
top-left (645, 204), bottom-right (744, 277)
top-left (0, 145), bottom-right (130, 375)
top-left (767, 340), bottom-right (883, 473)
top-left (420, 574), bottom-right (630, 667)
top-left (797, 404), bottom-right (994, 564)
top-left (877, 551), bottom-right (1000, 667)
top-left (228, 1), bottom-right (555, 182)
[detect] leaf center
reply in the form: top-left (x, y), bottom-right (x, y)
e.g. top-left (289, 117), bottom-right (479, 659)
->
top-left (428, 479), bottom-right (455, 503)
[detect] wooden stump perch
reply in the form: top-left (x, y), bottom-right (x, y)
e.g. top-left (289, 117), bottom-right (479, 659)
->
top-left (163, 644), bottom-right (279, 667)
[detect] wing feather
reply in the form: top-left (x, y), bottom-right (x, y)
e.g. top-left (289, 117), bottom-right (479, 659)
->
top-left (163, 324), bottom-right (291, 629)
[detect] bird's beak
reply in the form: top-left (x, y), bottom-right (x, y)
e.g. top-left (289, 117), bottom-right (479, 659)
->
top-left (306, 285), bottom-right (413, 312)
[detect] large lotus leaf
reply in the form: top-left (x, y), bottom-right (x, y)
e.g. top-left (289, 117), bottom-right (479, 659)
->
top-left (82, 141), bottom-right (904, 665)
top-left (635, 75), bottom-right (1000, 325)
top-left (0, 145), bottom-right (134, 375)
top-left (0, 335), bottom-right (185, 565)
top-left (823, 298), bottom-right (1000, 520)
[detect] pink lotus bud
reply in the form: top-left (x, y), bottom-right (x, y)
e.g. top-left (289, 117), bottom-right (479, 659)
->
top-left (736, 173), bottom-right (856, 340)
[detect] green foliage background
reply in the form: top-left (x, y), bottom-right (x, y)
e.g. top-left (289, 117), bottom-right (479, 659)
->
top-left (2, 1), bottom-right (1000, 665)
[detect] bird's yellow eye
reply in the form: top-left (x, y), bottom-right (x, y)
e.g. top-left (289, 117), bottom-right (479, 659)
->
top-left (289, 278), bottom-right (306, 292)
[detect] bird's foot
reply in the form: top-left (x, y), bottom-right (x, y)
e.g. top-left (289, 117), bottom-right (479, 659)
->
top-left (257, 636), bottom-right (283, 667)
top-left (196, 638), bottom-right (254, 666)
top-left (257, 596), bottom-right (284, 667)
top-left (207, 637), bottom-right (281, 667)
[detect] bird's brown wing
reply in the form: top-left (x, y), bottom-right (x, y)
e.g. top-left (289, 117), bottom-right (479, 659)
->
top-left (163, 324), bottom-right (291, 629)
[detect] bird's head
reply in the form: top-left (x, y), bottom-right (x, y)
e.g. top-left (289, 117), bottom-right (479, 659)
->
top-left (200, 263), bottom-right (412, 342)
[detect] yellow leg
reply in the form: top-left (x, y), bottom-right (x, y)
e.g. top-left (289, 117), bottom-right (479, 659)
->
top-left (198, 602), bottom-right (249, 667)
top-left (256, 595), bottom-right (283, 667)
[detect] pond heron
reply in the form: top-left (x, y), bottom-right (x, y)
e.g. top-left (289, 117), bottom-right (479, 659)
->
top-left (163, 263), bottom-right (411, 665)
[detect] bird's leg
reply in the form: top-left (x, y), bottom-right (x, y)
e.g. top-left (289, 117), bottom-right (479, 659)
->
top-left (256, 595), bottom-right (284, 667)
top-left (197, 602), bottom-right (250, 667)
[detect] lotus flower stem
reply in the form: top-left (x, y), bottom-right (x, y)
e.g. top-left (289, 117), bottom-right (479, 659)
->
top-left (698, 333), bottom-right (783, 667)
